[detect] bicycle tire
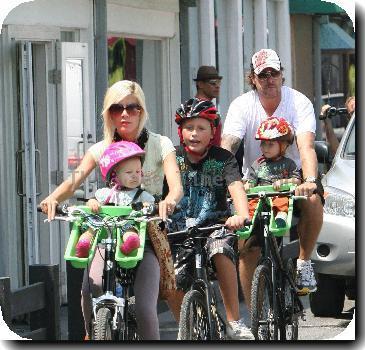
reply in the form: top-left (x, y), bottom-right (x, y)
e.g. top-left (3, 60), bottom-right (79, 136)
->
top-left (251, 264), bottom-right (278, 340)
top-left (210, 296), bottom-right (225, 340)
top-left (94, 307), bottom-right (113, 340)
top-left (280, 259), bottom-right (299, 340)
top-left (179, 290), bottom-right (210, 340)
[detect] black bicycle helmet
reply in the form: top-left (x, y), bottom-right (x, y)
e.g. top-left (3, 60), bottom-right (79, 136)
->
top-left (175, 98), bottom-right (220, 127)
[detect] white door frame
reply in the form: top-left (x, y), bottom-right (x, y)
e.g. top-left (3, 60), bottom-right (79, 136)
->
top-left (18, 41), bottom-right (40, 266)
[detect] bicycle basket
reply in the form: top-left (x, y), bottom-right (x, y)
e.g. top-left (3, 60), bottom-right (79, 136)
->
top-left (236, 199), bottom-right (262, 239)
top-left (236, 184), bottom-right (295, 238)
top-left (64, 222), bottom-right (101, 269)
top-left (64, 206), bottom-right (134, 268)
top-left (268, 194), bottom-right (294, 237)
top-left (115, 220), bottom-right (147, 269)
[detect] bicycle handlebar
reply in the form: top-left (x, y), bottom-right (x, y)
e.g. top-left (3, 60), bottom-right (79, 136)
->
top-left (246, 189), bottom-right (316, 200)
top-left (37, 202), bottom-right (163, 228)
top-left (37, 204), bottom-right (68, 215)
top-left (167, 218), bottom-right (252, 240)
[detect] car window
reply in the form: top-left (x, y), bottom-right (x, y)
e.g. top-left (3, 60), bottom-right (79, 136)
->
top-left (343, 122), bottom-right (355, 159)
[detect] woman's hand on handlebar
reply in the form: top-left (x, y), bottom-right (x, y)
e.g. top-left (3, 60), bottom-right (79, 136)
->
top-left (225, 215), bottom-right (248, 231)
top-left (40, 195), bottom-right (59, 221)
top-left (158, 196), bottom-right (177, 221)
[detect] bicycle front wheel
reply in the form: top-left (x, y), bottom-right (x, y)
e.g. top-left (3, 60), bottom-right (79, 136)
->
top-left (251, 264), bottom-right (278, 340)
top-left (179, 290), bottom-right (210, 340)
top-left (94, 307), bottom-right (113, 340)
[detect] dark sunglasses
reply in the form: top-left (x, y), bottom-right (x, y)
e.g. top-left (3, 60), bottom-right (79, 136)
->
top-left (256, 70), bottom-right (281, 80)
top-left (205, 79), bottom-right (222, 86)
top-left (109, 103), bottom-right (142, 115)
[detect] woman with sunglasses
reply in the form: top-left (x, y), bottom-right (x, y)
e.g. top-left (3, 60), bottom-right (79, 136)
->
top-left (40, 80), bottom-right (183, 339)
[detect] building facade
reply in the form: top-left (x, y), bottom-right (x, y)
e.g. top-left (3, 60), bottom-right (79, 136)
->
top-left (0, 0), bottom-right (352, 301)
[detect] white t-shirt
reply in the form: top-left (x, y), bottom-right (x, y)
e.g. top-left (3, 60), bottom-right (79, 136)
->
top-left (88, 131), bottom-right (175, 196)
top-left (95, 187), bottom-right (155, 206)
top-left (222, 86), bottom-right (316, 178)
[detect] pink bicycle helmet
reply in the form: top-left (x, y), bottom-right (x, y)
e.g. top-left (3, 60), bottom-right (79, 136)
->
top-left (99, 141), bottom-right (145, 182)
top-left (255, 117), bottom-right (294, 144)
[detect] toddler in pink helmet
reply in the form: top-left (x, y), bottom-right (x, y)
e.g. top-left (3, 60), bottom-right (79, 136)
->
top-left (75, 141), bottom-right (155, 257)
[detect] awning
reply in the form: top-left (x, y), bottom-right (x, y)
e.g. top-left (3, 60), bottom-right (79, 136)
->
top-left (320, 22), bottom-right (355, 50)
top-left (289, 0), bottom-right (345, 15)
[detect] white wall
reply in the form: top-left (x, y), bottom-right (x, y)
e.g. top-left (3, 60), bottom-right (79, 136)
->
top-left (4, 0), bottom-right (91, 28)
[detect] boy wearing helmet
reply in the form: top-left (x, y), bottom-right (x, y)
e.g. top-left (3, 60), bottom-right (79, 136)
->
top-left (245, 117), bottom-right (301, 227)
top-left (75, 141), bottom-right (155, 257)
top-left (165, 98), bottom-right (254, 340)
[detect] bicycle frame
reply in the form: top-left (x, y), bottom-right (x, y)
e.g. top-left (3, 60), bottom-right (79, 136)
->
top-left (169, 223), bottom-right (242, 340)
top-left (39, 203), bottom-right (159, 340)
top-left (188, 230), bottom-right (222, 339)
top-left (247, 185), bottom-right (305, 340)
top-left (258, 198), bottom-right (304, 323)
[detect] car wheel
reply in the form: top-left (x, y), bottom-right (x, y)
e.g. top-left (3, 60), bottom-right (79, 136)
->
top-left (345, 278), bottom-right (356, 300)
top-left (309, 274), bottom-right (345, 317)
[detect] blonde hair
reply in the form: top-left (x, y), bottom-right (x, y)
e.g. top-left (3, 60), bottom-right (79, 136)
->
top-left (102, 80), bottom-right (149, 144)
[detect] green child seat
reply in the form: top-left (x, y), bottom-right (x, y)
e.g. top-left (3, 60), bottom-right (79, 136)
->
top-left (236, 184), bottom-right (295, 239)
top-left (64, 206), bottom-right (146, 269)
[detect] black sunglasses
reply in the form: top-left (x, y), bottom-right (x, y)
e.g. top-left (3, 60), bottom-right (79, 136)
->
top-left (205, 79), bottom-right (222, 86)
top-left (256, 70), bottom-right (281, 80)
top-left (109, 103), bottom-right (142, 115)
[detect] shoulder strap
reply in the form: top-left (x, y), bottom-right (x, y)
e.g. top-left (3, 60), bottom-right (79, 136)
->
top-left (131, 188), bottom-right (145, 204)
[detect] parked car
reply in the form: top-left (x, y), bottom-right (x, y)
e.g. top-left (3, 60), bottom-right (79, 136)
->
top-left (310, 114), bottom-right (355, 317)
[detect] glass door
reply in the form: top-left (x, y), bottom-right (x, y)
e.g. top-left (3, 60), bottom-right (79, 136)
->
top-left (58, 42), bottom-right (96, 200)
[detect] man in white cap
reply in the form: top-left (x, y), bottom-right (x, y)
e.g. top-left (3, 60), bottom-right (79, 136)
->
top-left (221, 49), bottom-right (324, 307)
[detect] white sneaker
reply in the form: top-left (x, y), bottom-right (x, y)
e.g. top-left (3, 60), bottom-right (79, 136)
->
top-left (275, 211), bottom-right (288, 228)
top-left (296, 259), bottom-right (317, 295)
top-left (226, 319), bottom-right (254, 340)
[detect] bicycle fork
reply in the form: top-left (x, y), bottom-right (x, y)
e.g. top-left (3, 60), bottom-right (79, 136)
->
top-left (194, 242), bottom-right (215, 339)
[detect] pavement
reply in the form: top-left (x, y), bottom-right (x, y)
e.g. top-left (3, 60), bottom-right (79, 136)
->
top-left (58, 281), bottom-right (251, 341)
top-left (14, 281), bottom-right (354, 341)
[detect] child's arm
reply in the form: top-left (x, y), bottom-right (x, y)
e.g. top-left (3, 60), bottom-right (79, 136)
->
top-left (273, 161), bottom-right (302, 190)
top-left (272, 177), bottom-right (302, 190)
top-left (87, 187), bottom-right (112, 212)
top-left (243, 164), bottom-right (258, 192)
top-left (225, 180), bottom-right (250, 230)
top-left (243, 180), bottom-right (255, 192)
top-left (87, 198), bottom-right (101, 213)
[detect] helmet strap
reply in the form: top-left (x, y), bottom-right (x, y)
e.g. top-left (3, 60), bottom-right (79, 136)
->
top-left (104, 183), bottom-right (119, 204)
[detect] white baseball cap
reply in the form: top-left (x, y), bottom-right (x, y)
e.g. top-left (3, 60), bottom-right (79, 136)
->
top-left (252, 49), bottom-right (281, 74)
